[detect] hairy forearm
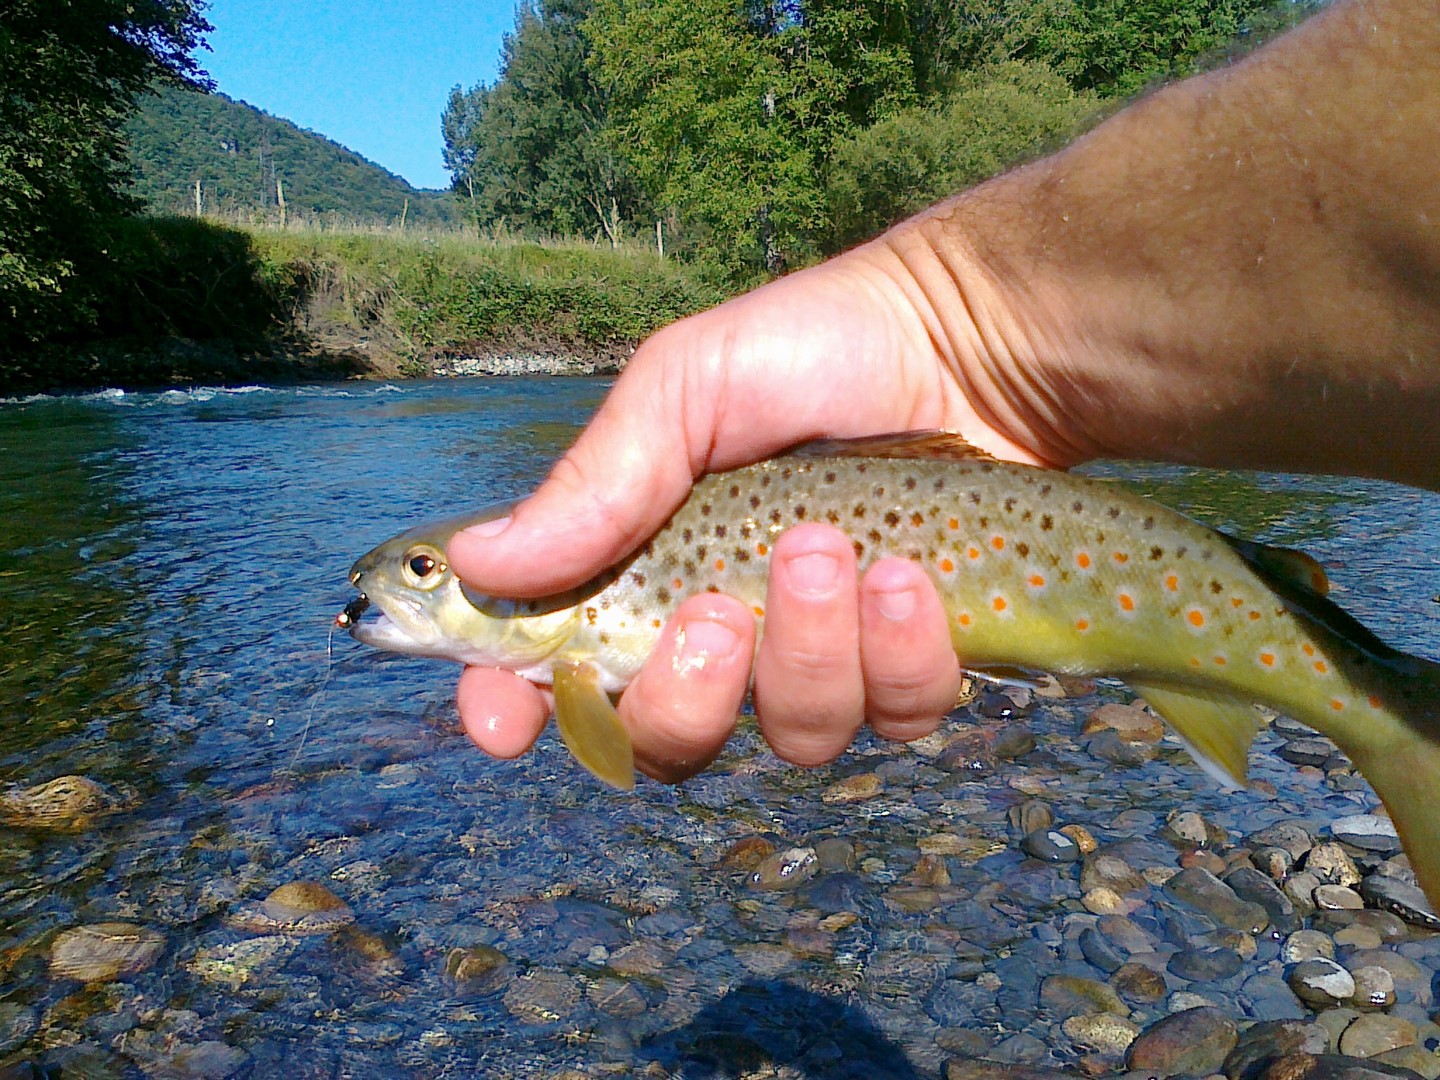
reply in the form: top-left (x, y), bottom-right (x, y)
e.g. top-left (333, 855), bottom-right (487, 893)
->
top-left (877, 0), bottom-right (1440, 487)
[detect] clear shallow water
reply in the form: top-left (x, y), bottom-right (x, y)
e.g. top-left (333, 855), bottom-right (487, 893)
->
top-left (0, 378), bottom-right (1437, 1077)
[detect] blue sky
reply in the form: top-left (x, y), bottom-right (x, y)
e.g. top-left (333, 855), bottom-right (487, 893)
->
top-left (199, 0), bottom-right (515, 190)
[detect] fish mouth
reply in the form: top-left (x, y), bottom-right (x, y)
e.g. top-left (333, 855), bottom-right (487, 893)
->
top-left (335, 590), bottom-right (433, 652)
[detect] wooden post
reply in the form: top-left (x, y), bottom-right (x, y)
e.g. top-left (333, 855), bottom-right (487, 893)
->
top-left (194, 178), bottom-right (202, 217)
top-left (277, 177), bottom-right (287, 229)
top-left (400, 197), bottom-right (409, 234)
top-left (656, 220), bottom-right (664, 259)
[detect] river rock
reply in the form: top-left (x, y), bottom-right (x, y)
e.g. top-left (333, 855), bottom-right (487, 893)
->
top-left (1038, 974), bottom-right (1127, 1018)
top-left (1080, 927), bottom-right (1127, 973)
top-left (1360, 876), bottom-right (1440, 930)
top-left (1282, 929), bottom-right (1336, 963)
top-left (1083, 702), bottom-right (1164, 743)
top-left (227, 881), bottom-right (355, 934)
top-left (720, 835), bottom-right (776, 871)
top-left (0, 775), bottom-right (119, 832)
top-left (1306, 843), bottom-right (1363, 887)
top-left (50, 923), bottom-right (164, 982)
top-left (1331, 815), bottom-right (1403, 855)
top-left (1251, 822), bottom-right (1318, 860)
top-left (1289, 959), bottom-right (1357, 1006)
top-left (503, 968), bottom-right (581, 1023)
top-left (1022, 830), bottom-right (1081, 863)
top-left (1087, 729), bottom-right (1160, 766)
top-left (1229, 866), bottom-right (1303, 934)
top-left (1111, 961), bottom-right (1168, 1003)
top-left (1007, 800), bottom-right (1054, 838)
top-left (1338, 1015), bottom-right (1419, 1059)
top-left (1166, 866), bottom-right (1270, 932)
top-left (821, 772), bottom-right (883, 804)
top-left (994, 725), bottom-right (1037, 760)
top-left (1348, 966), bottom-right (1398, 1011)
top-left (977, 685), bottom-right (1034, 719)
top-left (1062, 1012), bottom-right (1140, 1057)
top-left (1278, 738), bottom-right (1339, 767)
top-left (748, 846), bottom-right (819, 891)
top-left (445, 944), bottom-right (510, 991)
top-left (1081, 854), bottom-right (1147, 895)
top-left (1127, 1006), bottom-right (1240, 1076)
top-left (1315, 884), bottom-right (1366, 911)
top-left (1169, 945), bottom-right (1244, 982)
top-left (1224, 1020), bottom-right (1331, 1080)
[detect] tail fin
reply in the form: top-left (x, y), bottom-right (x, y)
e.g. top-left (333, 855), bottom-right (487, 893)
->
top-left (1343, 684), bottom-right (1440, 914)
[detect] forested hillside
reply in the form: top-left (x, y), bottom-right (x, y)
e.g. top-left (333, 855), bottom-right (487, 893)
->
top-left (442, 0), bottom-right (1319, 277)
top-left (125, 85), bottom-right (458, 226)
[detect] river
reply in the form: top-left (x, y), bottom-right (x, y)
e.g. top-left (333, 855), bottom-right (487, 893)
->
top-left (0, 378), bottom-right (1436, 1077)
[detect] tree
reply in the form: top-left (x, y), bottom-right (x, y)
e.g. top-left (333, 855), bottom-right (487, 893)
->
top-left (0, 0), bottom-right (211, 345)
top-left (441, 0), bottom-right (643, 244)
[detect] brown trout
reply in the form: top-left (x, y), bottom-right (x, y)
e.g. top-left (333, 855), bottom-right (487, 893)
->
top-left (340, 433), bottom-right (1440, 908)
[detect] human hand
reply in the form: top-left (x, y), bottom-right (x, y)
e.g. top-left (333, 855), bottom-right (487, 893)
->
top-left (446, 240), bottom-right (1066, 781)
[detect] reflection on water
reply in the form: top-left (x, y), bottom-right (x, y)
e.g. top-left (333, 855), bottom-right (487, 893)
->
top-left (0, 378), bottom-right (1436, 1076)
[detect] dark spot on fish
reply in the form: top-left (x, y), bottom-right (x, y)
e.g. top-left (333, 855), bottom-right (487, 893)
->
top-left (873, 485), bottom-right (886, 498)
top-left (853, 504), bottom-right (865, 518)
top-left (825, 471), bottom-right (836, 483)
top-left (1073, 501), bottom-right (1084, 512)
top-left (600, 631), bottom-right (611, 645)
top-left (761, 474), bottom-right (771, 487)
top-left (884, 511), bottom-right (901, 527)
top-left (1016, 542), bottom-right (1030, 558)
top-left (1021, 510), bottom-right (1032, 522)
top-left (643, 541), bottom-right (655, 557)
top-left (1211, 580), bottom-right (1224, 594)
top-left (1096, 531), bottom-right (1106, 544)
top-left (750, 495), bottom-right (761, 509)
top-left (727, 484), bottom-right (738, 499)
top-left (1149, 546), bottom-right (1164, 560)
top-left (682, 529), bottom-right (692, 544)
top-left (1041, 484), bottom-right (1052, 496)
top-left (701, 504), bottom-right (712, 517)
top-left (905, 477), bottom-right (917, 491)
top-left (735, 549), bottom-right (750, 562)
top-left (696, 545), bottom-right (708, 559)
top-left (631, 572), bottom-right (647, 587)
top-left (1040, 514), bottom-right (1053, 531)
top-left (1023, 474), bottom-right (1035, 485)
top-left (910, 511), bottom-right (924, 527)
top-left (795, 505), bottom-right (807, 519)
top-left (1202, 549), bottom-right (1214, 560)
top-left (741, 525), bottom-right (753, 538)
top-left (657, 587), bottom-right (671, 604)
top-left (969, 492), bottom-right (982, 505)
top-left (781, 468), bottom-right (792, 480)
top-left (1004, 497), bottom-right (1015, 512)
top-left (1176, 546), bottom-right (1187, 558)
top-left (826, 510), bottom-right (840, 524)
top-left (933, 478), bottom-right (945, 492)
top-left (684, 561), bottom-right (696, 575)
top-left (853, 540), bottom-right (865, 558)
top-left (857, 463), bottom-right (868, 473)
top-left (1143, 515), bottom-right (1155, 530)
top-left (715, 525), bottom-right (727, 538)
top-left (585, 607), bottom-right (598, 625)
top-left (663, 553), bottom-right (678, 569)
top-left (706, 584), bottom-right (720, 593)
top-left (979, 516), bottom-right (989, 528)
top-left (868, 529), bottom-right (882, 544)
top-left (771, 510), bottom-right (784, 524)
top-left (1107, 506), bottom-right (1121, 519)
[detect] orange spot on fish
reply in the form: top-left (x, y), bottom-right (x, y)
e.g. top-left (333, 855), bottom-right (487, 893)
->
top-left (967, 546), bottom-right (982, 560)
top-left (991, 535), bottom-right (1006, 551)
top-left (939, 557), bottom-right (955, 573)
top-left (948, 517), bottom-right (959, 530)
top-left (756, 543), bottom-right (768, 556)
top-left (1189, 657), bottom-right (1202, 667)
top-left (672, 578), bottom-right (683, 590)
top-left (753, 605), bottom-right (765, 618)
top-left (1302, 643), bottom-right (1316, 656)
top-left (1028, 574), bottom-right (1045, 588)
top-left (1330, 698), bottom-right (1345, 711)
top-left (992, 596), bottom-right (1009, 612)
top-left (1248, 610), bottom-right (1262, 621)
top-left (1164, 574), bottom-right (1179, 591)
top-left (714, 558), bottom-right (725, 571)
top-left (1074, 618), bottom-right (1090, 632)
top-left (957, 612), bottom-right (973, 627)
top-left (652, 619), bottom-right (662, 628)
top-left (1076, 552), bottom-right (1092, 569)
top-left (1213, 655), bottom-right (1227, 665)
top-left (1259, 652), bottom-right (1276, 667)
top-left (1231, 597), bottom-right (1244, 608)
top-left (1113, 552), bottom-right (1129, 564)
top-left (1367, 694), bottom-right (1381, 709)
top-left (1186, 609), bottom-right (1206, 628)
top-left (1118, 593), bottom-right (1135, 612)
top-left (1313, 660), bottom-right (1328, 674)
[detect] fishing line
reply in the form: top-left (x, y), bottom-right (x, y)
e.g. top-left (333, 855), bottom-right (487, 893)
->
top-left (286, 625), bottom-right (336, 773)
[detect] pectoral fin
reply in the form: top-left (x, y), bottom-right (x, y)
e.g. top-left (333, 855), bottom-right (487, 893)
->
top-left (1127, 681), bottom-right (1262, 790)
top-left (552, 662), bottom-right (635, 790)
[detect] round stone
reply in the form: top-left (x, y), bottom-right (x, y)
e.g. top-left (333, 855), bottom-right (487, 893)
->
top-left (1338, 1013), bottom-right (1419, 1058)
top-left (748, 847), bottom-right (819, 891)
top-left (1022, 829), bottom-right (1081, 863)
top-left (1348, 965), bottom-right (1398, 1011)
top-left (1331, 814), bottom-right (1402, 854)
top-left (1168, 946), bottom-right (1243, 983)
top-left (1304, 842), bottom-right (1362, 886)
top-left (1314, 883), bottom-right (1365, 910)
top-left (821, 773), bottom-right (883, 804)
top-left (1126, 1007), bottom-right (1239, 1076)
top-left (50, 923), bottom-right (165, 983)
top-left (1063, 1012), bottom-right (1141, 1056)
top-left (1111, 961), bottom-right (1168, 1003)
top-left (1289, 958), bottom-right (1356, 1006)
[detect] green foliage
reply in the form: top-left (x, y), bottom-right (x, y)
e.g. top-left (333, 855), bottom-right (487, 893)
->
top-left (0, 0), bottom-right (211, 350)
top-left (442, 0), bottom-right (643, 243)
top-left (824, 61), bottom-right (1100, 247)
top-left (125, 85), bottom-right (459, 225)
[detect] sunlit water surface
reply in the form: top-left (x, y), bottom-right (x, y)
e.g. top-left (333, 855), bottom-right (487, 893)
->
top-left (0, 378), bottom-right (1436, 1077)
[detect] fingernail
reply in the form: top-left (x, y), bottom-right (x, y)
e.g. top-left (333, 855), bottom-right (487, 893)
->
top-left (461, 515), bottom-right (511, 540)
top-left (673, 616), bottom-right (741, 675)
top-left (873, 585), bottom-right (918, 621)
top-left (786, 551), bottom-right (840, 596)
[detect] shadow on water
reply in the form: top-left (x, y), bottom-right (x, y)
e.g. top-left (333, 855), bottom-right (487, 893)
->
top-left (638, 979), bottom-right (924, 1079)
top-left (0, 403), bottom-right (152, 759)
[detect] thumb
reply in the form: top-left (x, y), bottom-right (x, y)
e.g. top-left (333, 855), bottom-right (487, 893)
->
top-left (446, 356), bottom-right (700, 597)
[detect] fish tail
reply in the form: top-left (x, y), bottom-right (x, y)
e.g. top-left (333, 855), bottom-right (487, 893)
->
top-left (1341, 664), bottom-right (1440, 911)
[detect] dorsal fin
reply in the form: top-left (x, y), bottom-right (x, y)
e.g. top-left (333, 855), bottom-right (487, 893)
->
top-left (786, 430), bottom-right (1002, 464)
top-left (1223, 535), bottom-right (1330, 596)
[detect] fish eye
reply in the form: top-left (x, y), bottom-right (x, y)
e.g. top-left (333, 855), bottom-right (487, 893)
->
top-left (402, 546), bottom-right (448, 588)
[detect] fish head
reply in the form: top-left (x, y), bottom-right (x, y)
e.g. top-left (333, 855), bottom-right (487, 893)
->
top-left (341, 502), bottom-right (581, 671)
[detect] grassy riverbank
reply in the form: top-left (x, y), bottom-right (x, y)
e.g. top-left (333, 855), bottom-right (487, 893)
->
top-left (0, 217), bottom-right (731, 394)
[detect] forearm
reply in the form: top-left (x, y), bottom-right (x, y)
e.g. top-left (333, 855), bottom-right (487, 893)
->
top-left (875, 0), bottom-right (1440, 487)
